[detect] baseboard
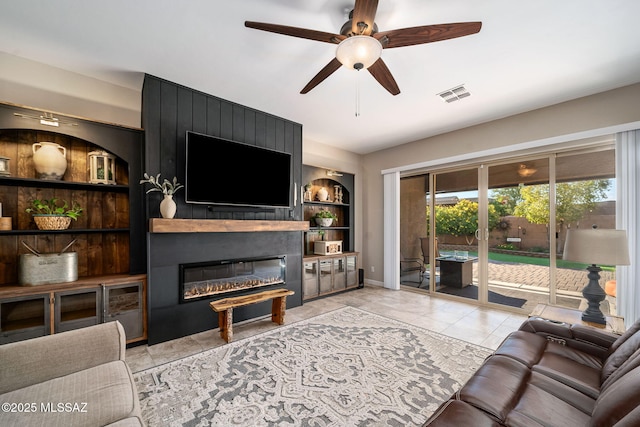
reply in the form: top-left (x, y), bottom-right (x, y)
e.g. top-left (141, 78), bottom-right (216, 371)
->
top-left (365, 279), bottom-right (384, 287)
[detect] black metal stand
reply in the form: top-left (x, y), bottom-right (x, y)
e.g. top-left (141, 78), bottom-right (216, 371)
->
top-left (581, 264), bottom-right (607, 325)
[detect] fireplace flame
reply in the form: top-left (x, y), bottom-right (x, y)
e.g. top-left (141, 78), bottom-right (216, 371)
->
top-left (184, 275), bottom-right (283, 300)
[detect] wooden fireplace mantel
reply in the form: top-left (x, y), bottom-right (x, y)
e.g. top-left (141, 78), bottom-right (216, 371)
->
top-left (149, 218), bottom-right (310, 233)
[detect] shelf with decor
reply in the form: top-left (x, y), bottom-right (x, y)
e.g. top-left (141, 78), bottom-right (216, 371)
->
top-left (303, 200), bottom-right (349, 206)
top-left (302, 166), bottom-right (353, 256)
top-left (0, 228), bottom-right (129, 236)
top-left (0, 176), bottom-right (130, 192)
top-left (301, 165), bottom-right (357, 300)
top-left (0, 102), bottom-right (146, 343)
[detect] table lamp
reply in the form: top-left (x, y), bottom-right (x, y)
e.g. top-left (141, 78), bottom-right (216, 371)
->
top-left (563, 227), bottom-right (630, 324)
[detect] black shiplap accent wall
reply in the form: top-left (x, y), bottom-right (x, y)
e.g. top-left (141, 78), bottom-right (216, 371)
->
top-left (142, 75), bottom-right (302, 221)
top-left (142, 74), bottom-right (304, 344)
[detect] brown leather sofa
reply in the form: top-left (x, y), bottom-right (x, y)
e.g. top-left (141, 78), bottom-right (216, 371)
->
top-left (424, 316), bottom-right (640, 426)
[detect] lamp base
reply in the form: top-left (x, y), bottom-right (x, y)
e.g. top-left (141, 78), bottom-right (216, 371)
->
top-left (581, 265), bottom-right (606, 325)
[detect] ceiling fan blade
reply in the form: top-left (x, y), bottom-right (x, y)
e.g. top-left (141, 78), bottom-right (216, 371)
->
top-left (367, 58), bottom-right (400, 95)
top-left (351, 0), bottom-right (379, 35)
top-left (300, 58), bottom-right (343, 94)
top-left (375, 22), bottom-right (482, 49)
top-left (245, 21), bottom-right (345, 44)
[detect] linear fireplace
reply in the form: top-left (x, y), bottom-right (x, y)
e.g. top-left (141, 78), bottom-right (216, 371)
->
top-left (179, 256), bottom-right (286, 303)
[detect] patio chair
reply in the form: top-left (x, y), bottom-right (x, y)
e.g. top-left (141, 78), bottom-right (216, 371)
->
top-left (420, 237), bottom-right (441, 271)
top-left (400, 252), bottom-right (425, 284)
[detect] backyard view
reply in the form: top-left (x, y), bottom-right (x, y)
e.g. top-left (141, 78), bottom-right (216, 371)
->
top-left (400, 148), bottom-right (617, 315)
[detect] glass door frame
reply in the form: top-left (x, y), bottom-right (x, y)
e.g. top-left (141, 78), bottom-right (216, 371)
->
top-left (483, 155), bottom-right (558, 307)
top-left (426, 165), bottom-right (482, 300)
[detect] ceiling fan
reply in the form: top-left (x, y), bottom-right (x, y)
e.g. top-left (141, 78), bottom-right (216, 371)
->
top-left (245, 0), bottom-right (482, 96)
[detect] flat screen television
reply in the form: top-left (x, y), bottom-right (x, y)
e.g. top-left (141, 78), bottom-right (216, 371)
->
top-left (185, 131), bottom-right (293, 208)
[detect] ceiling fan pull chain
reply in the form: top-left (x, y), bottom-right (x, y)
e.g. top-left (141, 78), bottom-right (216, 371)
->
top-left (355, 69), bottom-right (361, 117)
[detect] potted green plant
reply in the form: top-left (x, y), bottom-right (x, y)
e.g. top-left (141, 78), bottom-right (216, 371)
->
top-left (25, 198), bottom-right (83, 230)
top-left (314, 209), bottom-right (337, 227)
top-left (139, 172), bottom-right (184, 195)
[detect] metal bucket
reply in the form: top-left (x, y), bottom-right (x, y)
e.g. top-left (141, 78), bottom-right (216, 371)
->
top-left (18, 240), bottom-right (78, 286)
top-left (19, 252), bottom-right (78, 286)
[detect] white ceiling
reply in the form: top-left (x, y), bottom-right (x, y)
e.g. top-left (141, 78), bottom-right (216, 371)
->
top-left (2, 1), bottom-right (640, 154)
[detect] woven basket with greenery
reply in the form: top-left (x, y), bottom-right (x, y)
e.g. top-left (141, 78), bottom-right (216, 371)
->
top-left (34, 215), bottom-right (72, 230)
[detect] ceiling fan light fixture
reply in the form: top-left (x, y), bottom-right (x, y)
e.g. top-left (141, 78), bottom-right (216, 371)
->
top-left (336, 35), bottom-right (382, 70)
top-left (518, 164), bottom-right (537, 177)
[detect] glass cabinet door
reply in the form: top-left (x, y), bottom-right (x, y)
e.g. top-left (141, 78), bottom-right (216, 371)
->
top-left (333, 257), bottom-right (346, 290)
top-left (346, 255), bottom-right (358, 288)
top-left (0, 294), bottom-right (50, 344)
top-left (303, 261), bottom-right (319, 299)
top-left (55, 288), bottom-right (101, 333)
top-left (319, 260), bottom-right (333, 294)
top-left (103, 281), bottom-right (144, 341)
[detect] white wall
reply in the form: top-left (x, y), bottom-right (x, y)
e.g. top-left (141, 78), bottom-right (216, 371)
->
top-left (0, 52), bottom-right (142, 128)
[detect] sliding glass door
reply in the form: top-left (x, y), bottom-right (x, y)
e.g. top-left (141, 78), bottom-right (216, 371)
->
top-left (401, 144), bottom-right (617, 313)
top-left (554, 149), bottom-right (616, 313)
top-left (487, 158), bottom-right (550, 311)
top-left (431, 167), bottom-right (480, 301)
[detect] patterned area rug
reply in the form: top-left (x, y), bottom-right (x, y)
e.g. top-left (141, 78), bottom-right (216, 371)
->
top-left (134, 306), bottom-right (492, 426)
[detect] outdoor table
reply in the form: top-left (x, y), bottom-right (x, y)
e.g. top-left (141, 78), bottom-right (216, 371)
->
top-left (436, 256), bottom-right (477, 288)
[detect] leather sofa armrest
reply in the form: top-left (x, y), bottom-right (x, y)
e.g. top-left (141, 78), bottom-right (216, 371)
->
top-left (519, 317), bottom-right (575, 338)
top-left (519, 317), bottom-right (615, 360)
top-left (0, 321), bottom-right (126, 394)
top-left (570, 324), bottom-right (619, 348)
top-left (520, 317), bottom-right (618, 349)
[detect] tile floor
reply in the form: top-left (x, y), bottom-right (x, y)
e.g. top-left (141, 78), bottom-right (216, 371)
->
top-left (126, 285), bottom-right (529, 373)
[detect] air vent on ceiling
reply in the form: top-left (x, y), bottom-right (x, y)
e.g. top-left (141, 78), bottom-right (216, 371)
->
top-left (437, 85), bottom-right (470, 103)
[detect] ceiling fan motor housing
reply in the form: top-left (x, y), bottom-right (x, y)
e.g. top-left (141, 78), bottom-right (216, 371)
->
top-left (340, 18), bottom-right (378, 37)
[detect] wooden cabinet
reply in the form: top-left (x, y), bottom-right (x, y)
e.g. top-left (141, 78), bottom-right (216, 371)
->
top-left (0, 274), bottom-right (147, 344)
top-left (0, 102), bottom-right (146, 344)
top-left (303, 253), bottom-right (358, 300)
top-left (0, 102), bottom-right (145, 284)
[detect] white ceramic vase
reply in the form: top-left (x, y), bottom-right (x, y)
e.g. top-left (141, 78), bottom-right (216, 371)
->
top-left (32, 142), bottom-right (67, 180)
top-left (160, 194), bottom-right (177, 219)
top-left (317, 187), bottom-right (329, 201)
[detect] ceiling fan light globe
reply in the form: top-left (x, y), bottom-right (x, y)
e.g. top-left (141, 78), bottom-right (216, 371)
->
top-left (518, 164), bottom-right (537, 177)
top-left (336, 35), bottom-right (382, 70)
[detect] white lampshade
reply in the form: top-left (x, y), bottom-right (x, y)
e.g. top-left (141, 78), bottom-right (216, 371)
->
top-left (335, 35), bottom-right (382, 70)
top-left (563, 229), bottom-right (630, 266)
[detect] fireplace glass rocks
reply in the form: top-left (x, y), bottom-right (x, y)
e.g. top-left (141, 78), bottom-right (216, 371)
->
top-left (180, 256), bottom-right (286, 302)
